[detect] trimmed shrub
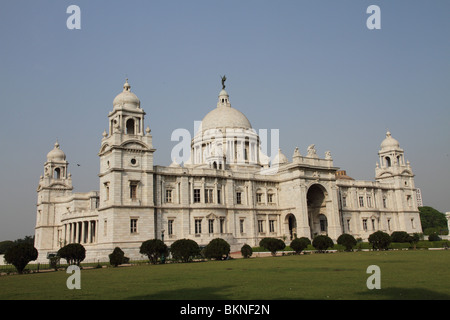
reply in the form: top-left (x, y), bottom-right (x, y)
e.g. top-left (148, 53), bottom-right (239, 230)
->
top-left (140, 239), bottom-right (169, 264)
top-left (368, 231), bottom-right (391, 250)
top-left (170, 239), bottom-right (200, 263)
top-left (337, 234), bottom-right (357, 251)
top-left (241, 244), bottom-right (253, 258)
top-left (290, 237), bottom-right (311, 254)
top-left (312, 235), bottom-right (334, 253)
top-left (259, 238), bottom-right (286, 256)
top-left (4, 243), bottom-right (38, 274)
top-left (58, 243), bottom-right (86, 266)
top-left (391, 231), bottom-right (411, 243)
top-left (428, 232), bottom-right (441, 241)
top-left (203, 238), bottom-right (230, 260)
top-left (109, 247), bottom-right (129, 267)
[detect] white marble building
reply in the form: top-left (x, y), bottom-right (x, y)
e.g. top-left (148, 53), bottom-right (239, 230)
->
top-left (34, 80), bottom-right (423, 261)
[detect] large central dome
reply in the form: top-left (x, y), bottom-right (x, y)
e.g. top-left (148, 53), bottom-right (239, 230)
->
top-left (200, 89), bottom-right (252, 132)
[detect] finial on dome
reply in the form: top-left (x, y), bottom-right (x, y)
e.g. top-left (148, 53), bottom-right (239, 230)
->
top-left (55, 140), bottom-right (60, 149)
top-left (123, 78), bottom-right (131, 92)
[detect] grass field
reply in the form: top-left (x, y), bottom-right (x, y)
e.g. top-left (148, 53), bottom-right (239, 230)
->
top-left (0, 250), bottom-right (449, 300)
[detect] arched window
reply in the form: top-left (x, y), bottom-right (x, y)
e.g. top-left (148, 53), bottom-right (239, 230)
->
top-left (126, 118), bottom-right (135, 135)
top-left (385, 156), bottom-right (391, 167)
top-left (54, 168), bottom-right (61, 179)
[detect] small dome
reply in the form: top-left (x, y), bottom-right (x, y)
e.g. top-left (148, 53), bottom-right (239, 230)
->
top-left (113, 79), bottom-right (140, 109)
top-left (47, 141), bottom-right (66, 161)
top-left (380, 131), bottom-right (400, 150)
top-left (272, 149), bottom-right (288, 165)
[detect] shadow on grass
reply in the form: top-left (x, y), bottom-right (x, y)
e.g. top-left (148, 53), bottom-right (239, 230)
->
top-left (127, 285), bottom-right (234, 300)
top-left (356, 287), bottom-right (450, 300)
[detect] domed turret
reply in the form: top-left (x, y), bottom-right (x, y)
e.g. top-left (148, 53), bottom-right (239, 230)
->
top-left (112, 79), bottom-right (140, 110)
top-left (47, 141), bottom-right (66, 162)
top-left (380, 131), bottom-right (400, 151)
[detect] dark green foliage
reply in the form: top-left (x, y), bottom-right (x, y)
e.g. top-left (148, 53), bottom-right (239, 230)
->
top-left (428, 232), bottom-right (441, 241)
top-left (140, 239), bottom-right (169, 264)
top-left (4, 243), bottom-right (38, 274)
top-left (109, 247), bottom-right (129, 267)
top-left (203, 238), bottom-right (230, 260)
top-left (368, 231), bottom-right (391, 250)
top-left (259, 238), bottom-right (286, 256)
top-left (170, 239), bottom-right (200, 263)
top-left (312, 235), bottom-right (334, 252)
top-left (0, 241), bottom-right (14, 254)
top-left (391, 231), bottom-right (411, 243)
top-left (419, 206), bottom-right (448, 235)
top-left (240, 244), bottom-right (253, 258)
top-left (290, 237), bottom-right (311, 254)
top-left (337, 233), bottom-right (357, 251)
top-left (58, 243), bottom-right (86, 266)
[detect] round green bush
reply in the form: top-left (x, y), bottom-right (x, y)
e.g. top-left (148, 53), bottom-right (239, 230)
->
top-left (58, 243), bottom-right (86, 266)
top-left (4, 243), bottom-right (38, 274)
top-left (240, 244), bottom-right (253, 258)
top-left (109, 247), bottom-right (129, 267)
top-left (312, 235), bottom-right (334, 252)
top-left (140, 239), bottom-right (169, 264)
top-left (259, 238), bottom-right (286, 256)
top-left (170, 239), bottom-right (200, 263)
top-left (391, 231), bottom-right (411, 243)
top-left (428, 232), bottom-right (441, 241)
top-left (337, 233), bottom-right (357, 251)
top-left (368, 231), bottom-right (391, 250)
top-left (290, 237), bottom-right (311, 254)
top-left (203, 238), bottom-right (230, 260)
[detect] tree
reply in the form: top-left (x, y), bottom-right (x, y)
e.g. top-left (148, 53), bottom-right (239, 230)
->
top-left (203, 238), bottom-right (230, 260)
top-left (290, 237), bottom-right (311, 254)
top-left (337, 233), bottom-right (357, 251)
top-left (0, 240), bottom-right (14, 254)
top-left (428, 232), bottom-right (441, 241)
top-left (368, 231), bottom-right (391, 250)
top-left (140, 239), bottom-right (168, 264)
top-left (109, 247), bottom-right (129, 267)
top-left (259, 238), bottom-right (286, 256)
top-left (170, 239), bottom-right (200, 263)
top-left (419, 206), bottom-right (448, 235)
top-left (312, 235), bottom-right (334, 253)
top-left (409, 233), bottom-right (421, 250)
top-left (240, 244), bottom-right (253, 258)
top-left (4, 243), bottom-right (38, 274)
top-left (58, 243), bottom-right (86, 266)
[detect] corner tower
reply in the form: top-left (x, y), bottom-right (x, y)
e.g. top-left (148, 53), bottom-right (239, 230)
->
top-left (97, 79), bottom-right (156, 256)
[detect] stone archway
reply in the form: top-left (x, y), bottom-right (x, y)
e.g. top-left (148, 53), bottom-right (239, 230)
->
top-left (307, 184), bottom-right (329, 238)
top-left (285, 214), bottom-right (297, 240)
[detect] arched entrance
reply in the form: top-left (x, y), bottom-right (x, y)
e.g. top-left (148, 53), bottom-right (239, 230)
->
top-left (285, 214), bottom-right (297, 240)
top-left (307, 184), bottom-right (328, 238)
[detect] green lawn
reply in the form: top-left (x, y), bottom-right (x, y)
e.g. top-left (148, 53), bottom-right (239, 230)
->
top-left (0, 250), bottom-right (449, 300)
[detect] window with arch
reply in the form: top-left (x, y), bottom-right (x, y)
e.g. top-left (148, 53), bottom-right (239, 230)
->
top-left (385, 156), bottom-right (391, 167)
top-left (126, 118), bottom-right (135, 135)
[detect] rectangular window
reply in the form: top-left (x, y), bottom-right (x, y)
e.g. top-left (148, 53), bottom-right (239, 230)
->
top-left (346, 219), bottom-right (351, 232)
top-left (165, 189), bottom-right (172, 203)
top-left (130, 218), bottom-right (138, 234)
top-left (407, 195), bottom-right (412, 207)
top-left (130, 182), bottom-right (138, 200)
top-left (168, 220), bottom-right (174, 236)
top-left (240, 219), bottom-right (244, 233)
top-left (236, 192), bottom-right (242, 204)
top-left (362, 219), bottom-right (368, 231)
top-left (359, 196), bottom-right (364, 207)
top-left (208, 219), bottom-right (214, 234)
top-left (195, 219), bottom-right (202, 234)
top-left (383, 198), bottom-right (387, 208)
top-left (205, 189), bottom-right (214, 204)
top-left (220, 219), bottom-right (224, 233)
top-left (104, 182), bottom-right (110, 201)
top-left (256, 193), bottom-right (263, 204)
top-left (258, 220), bottom-right (264, 233)
top-left (342, 196), bottom-right (347, 207)
top-left (194, 189), bottom-right (201, 203)
top-left (387, 218), bottom-right (391, 231)
top-left (366, 196), bottom-right (372, 208)
top-left (267, 194), bottom-right (274, 204)
top-left (217, 189), bottom-right (221, 204)
top-left (269, 220), bottom-right (275, 233)
top-left (371, 219), bottom-right (376, 230)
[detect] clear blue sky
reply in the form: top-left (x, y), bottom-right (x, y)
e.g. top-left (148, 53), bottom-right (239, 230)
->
top-left (0, 0), bottom-right (449, 240)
